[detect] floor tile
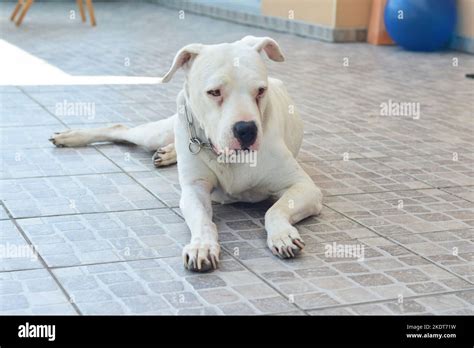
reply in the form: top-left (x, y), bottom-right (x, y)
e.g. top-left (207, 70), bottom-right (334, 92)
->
top-left (0, 220), bottom-right (43, 271)
top-left (0, 205), bottom-right (9, 220)
top-left (1, 173), bottom-right (164, 218)
top-left (129, 169), bottom-right (181, 208)
top-left (1, 126), bottom-right (66, 149)
top-left (43, 102), bottom-right (170, 125)
top-left (0, 147), bottom-right (120, 179)
top-left (54, 258), bottom-right (296, 315)
top-left (99, 144), bottom-right (156, 172)
top-left (374, 154), bottom-right (474, 188)
top-left (1, 106), bottom-right (61, 127)
top-left (0, 269), bottom-right (76, 314)
top-left (307, 291), bottom-right (474, 315)
top-left (389, 229), bottom-right (473, 281)
top-left (301, 159), bottom-right (430, 196)
top-left (235, 234), bottom-right (471, 310)
top-left (325, 189), bottom-right (474, 235)
top-left (18, 209), bottom-right (186, 267)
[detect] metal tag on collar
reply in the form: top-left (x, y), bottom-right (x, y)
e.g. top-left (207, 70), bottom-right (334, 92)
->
top-left (183, 103), bottom-right (217, 156)
top-left (188, 137), bottom-right (202, 154)
top-left (184, 105), bottom-right (201, 155)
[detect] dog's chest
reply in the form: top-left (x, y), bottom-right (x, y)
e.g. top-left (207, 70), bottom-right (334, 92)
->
top-left (203, 153), bottom-right (269, 200)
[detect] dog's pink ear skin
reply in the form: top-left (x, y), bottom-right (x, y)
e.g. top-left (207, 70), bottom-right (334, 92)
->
top-left (240, 36), bottom-right (285, 62)
top-left (160, 44), bottom-right (203, 83)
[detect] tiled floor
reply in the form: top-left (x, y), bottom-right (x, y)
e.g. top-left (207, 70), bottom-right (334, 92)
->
top-left (0, 2), bottom-right (473, 315)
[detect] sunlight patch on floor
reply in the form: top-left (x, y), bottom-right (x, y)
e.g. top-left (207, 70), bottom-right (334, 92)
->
top-left (0, 39), bottom-right (161, 86)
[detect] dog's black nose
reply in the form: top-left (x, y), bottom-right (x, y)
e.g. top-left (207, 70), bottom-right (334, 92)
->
top-left (233, 121), bottom-right (257, 148)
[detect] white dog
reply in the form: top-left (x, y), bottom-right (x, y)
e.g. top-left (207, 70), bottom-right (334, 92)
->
top-left (50, 36), bottom-right (323, 272)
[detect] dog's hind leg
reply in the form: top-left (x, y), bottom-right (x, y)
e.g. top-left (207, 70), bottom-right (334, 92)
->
top-left (50, 114), bottom-right (177, 167)
top-left (50, 115), bottom-right (176, 150)
top-left (50, 124), bottom-right (132, 148)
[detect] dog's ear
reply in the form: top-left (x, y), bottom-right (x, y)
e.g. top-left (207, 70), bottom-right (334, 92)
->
top-left (240, 36), bottom-right (285, 62)
top-left (160, 44), bottom-right (203, 83)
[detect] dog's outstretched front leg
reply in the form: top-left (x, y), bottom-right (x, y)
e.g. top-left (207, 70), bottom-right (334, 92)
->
top-left (180, 180), bottom-right (220, 272)
top-left (265, 174), bottom-right (323, 259)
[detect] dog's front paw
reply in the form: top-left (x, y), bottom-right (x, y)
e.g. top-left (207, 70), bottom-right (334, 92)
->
top-left (183, 241), bottom-right (220, 272)
top-left (267, 226), bottom-right (305, 259)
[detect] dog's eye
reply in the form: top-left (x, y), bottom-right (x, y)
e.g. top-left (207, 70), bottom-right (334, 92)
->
top-left (257, 87), bottom-right (266, 97)
top-left (207, 89), bottom-right (221, 97)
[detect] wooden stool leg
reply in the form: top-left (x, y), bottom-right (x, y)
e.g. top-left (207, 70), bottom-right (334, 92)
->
top-left (77, 0), bottom-right (86, 23)
top-left (10, 0), bottom-right (24, 21)
top-left (85, 0), bottom-right (96, 26)
top-left (367, 0), bottom-right (393, 45)
top-left (16, 0), bottom-right (33, 27)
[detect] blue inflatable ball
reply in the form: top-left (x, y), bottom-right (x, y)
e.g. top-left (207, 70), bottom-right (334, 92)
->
top-left (384, 0), bottom-right (457, 51)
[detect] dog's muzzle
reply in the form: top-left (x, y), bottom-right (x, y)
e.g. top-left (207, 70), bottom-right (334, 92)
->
top-left (233, 121), bottom-right (257, 149)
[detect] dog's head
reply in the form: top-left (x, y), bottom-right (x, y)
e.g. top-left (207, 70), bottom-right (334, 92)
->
top-left (160, 36), bottom-right (285, 153)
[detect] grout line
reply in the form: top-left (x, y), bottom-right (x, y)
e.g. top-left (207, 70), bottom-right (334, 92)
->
top-left (322, 186), bottom-right (435, 198)
top-left (299, 156), bottom-right (471, 197)
top-left (269, 309), bottom-right (308, 316)
top-left (321, 185), bottom-right (474, 199)
top-left (0, 122), bottom-right (138, 130)
top-left (365, 157), bottom-right (474, 204)
top-left (103, 84), bottom-right (176, 117)
top-left (369, 225), bottom-right (472, 236)
top-left (221, 248), bottom-right (304, 312)
top-left (0, 170), bottom-right (125, 181)
top-left (35, 255), bottom-right (183, 272)
top-left (302, 287), bottom-right (474, 314)
top-left (18, 88), bottom-right (70, 128)
top-left (0, 266), bottom-right (44, 274)
top-left (0, 124), bottom-right (62, 129)
top-left (0, 201), bottom-right (83, 315)
top-left (323, 203), bottom-right (474, 286)
top-left (93, 147), bottom-right (169, 207)
top-left (439, 187), bottom-right (474, 203)
top-left (10, 206), bottom-right (171, 221)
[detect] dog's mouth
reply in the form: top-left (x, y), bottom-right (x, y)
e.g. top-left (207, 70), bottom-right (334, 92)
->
top-left (210, 140), bottom-right (220, 155)
top-left (210, 137), bottom-right (260, 155)
top-left (214, 147), bottom-right (257, 156)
